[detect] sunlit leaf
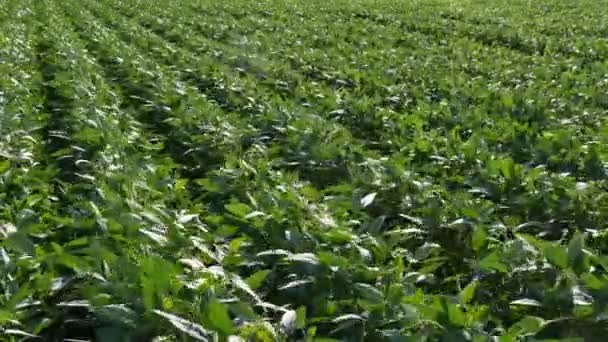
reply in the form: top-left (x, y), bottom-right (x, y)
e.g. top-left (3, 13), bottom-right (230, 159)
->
top-left (460, 280), bottom-right (478, 304)
top-left (154, 310), bottom-right (211, 341)
top-left (360, 192), bottom-right (377, 208)
top-left (510, 298), bottom-right (542, 307)
top-left (280, 310), bottom-right (297, 335)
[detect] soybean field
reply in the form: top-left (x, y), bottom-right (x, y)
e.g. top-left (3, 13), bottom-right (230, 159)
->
top-left (1, 0), bottom-right (608, 340)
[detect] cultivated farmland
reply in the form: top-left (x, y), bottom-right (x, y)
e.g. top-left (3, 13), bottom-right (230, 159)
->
top-left (1, 0), bottom-right (608, 340)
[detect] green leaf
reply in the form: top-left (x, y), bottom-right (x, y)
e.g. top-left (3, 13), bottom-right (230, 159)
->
top-left (256, 249), bottom-right (291, 258)
top-left (245, 269), bottom-right (271, 290)
top-left (330, 314), bottom-right (365, 335)
top-left (447, 301), bottom-right (466, 326)
top-left (502, 94), bottom-right (514, 108)
top-left (332, 314), bottom-right (365, 323)
top-left (479, 251), bottom-right (508, 273)
top-left (581, 273), bottom-right (605, 290)
top-left (296, 306), bottom-right (307, 329)
top-left (545, 244), bottom-right (568, 269)
top-left (471, 226), bottom-right (487, 252)
top-left (318, 251), bottom-right (349, 268)
top-left (5, 231), bottom-right (35, 256)
top-left (507, 316), bottom-right (546, 337)
top-left (459, 280), bottom-right (478, 304)
top-left (4, 329), bottom-right (38, 338)
top-left (287, 253), bottom-right (319, 265)
top-left (244, 211), bottom-right (266, 220)
top-left (154, 310), bottom-right (210, 341)
top-left (0, 160), bottom-right (10, 173)
top-left (568, 231), bottom-right (588, 274)
top-left (572, 286), bottom-right (593, 306)
top-left (323, 229), bottom-right (354, 243)
top-left (354, 283), bottom-right (384, 303)
top-left (225, 202), bottom-right (252, 218)
top-left (208, 298), bottom-right (234, 335)
top-left (141, 211), bottom-right (163, 225)
top-left (510, 298), bottom-right (542, 307)
top-left (362, 215), bottom-right (386, 234)
top-left (278, 279), bottom-right (314, 291)
top-left (141, 257), bottom-right (176, 309)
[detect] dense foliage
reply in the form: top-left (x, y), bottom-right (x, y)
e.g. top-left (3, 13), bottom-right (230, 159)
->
top-left (1, 0), bottom-right (608, 340)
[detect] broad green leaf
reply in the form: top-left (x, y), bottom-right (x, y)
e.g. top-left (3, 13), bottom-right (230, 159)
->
top-left (447, 301), bottom-right (466, 326)
top-left (331, 315), bottom-right (364, 334)
top-left (154, 310), bottom-right (210, 341)
top-left (0, 160), bottom-right (10, 173)
top-left (225, 202), bottom-right (252, 218)
top-left (568, 232), bottom-right (588, 274)
top-left (141, 211), bottom-right (163, 225)
top-left (287, 253), bottom-right (319, 265)
top-left (231, 274), bottom-right (260, 301)
top-left (245, 269), bottom-right (271, 289)
top-left (459, 280), bottom-right (478, 304)
top-left (354, 283), bottom-right (384, 303)
top-left (323, 229), bottom-right (354, 243)
top-left (296, 306), bottom-right (307, 329)
top-left (208, 298), bottom-right (234, 335)
top-left (471, 226), bottom-right (487, 252)
top-left (318, 251), bottom-right (349, 268)
top-left (506, 316), bottom-right (545, 337)
top-left (544, 244), bottom-right (568, 269)
top-left (5, 232), bottom-right (35, 256)
top-left (479, 252), bottom-right (508, 273)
